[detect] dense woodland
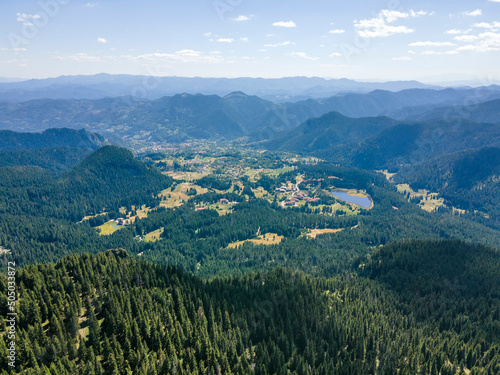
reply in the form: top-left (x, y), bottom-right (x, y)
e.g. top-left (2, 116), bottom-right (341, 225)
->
top-left (0, 136), bottom-right (499, 374)
top-left (1, 147), bottom-right (499, 275)
top-left (395, 147), bottom-right (500, 228)
top-left (0, 240), bottom-right (499, 374)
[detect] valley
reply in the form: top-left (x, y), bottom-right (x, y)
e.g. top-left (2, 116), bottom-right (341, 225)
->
top-left (1, 0), bottom-right (500, 371)
top-left (0, 78), bottom-right (499, 375)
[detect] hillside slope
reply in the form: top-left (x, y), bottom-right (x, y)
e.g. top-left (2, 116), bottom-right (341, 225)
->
top-left (265, 111), bottom-right (396, 152)
top-left (395, 147), bottom-right (500, 225)
top-left (0, 128), bottom-right (105, 150)
top-left (1, 241), bottom-right (499, 374)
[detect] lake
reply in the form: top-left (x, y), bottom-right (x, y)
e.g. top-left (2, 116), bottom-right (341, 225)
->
top-left (332, 190), bottom-right (372, 209)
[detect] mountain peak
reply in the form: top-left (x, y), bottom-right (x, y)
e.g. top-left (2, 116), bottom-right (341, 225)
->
top-left (224, 91), bottom-right (249, 98)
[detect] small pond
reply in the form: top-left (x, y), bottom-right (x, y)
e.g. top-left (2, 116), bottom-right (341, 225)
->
top-left (332, 190), bottom-right (372, 209)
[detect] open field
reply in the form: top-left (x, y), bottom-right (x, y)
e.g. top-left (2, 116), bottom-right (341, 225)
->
top-left (377, 170), bottom-right (397, 182)
top-left (226, 233), bottom-right (284, 249)
top-left (165, 171), bottom-right (209, 181)
top-left (251, 186), bottom-right (270, 198)
top-left (303, 228), bottom-right (344, 239)
top-left (208, 203), bottom-right (234, 216)
top-left (96, 221), bottom-right (123, 235)
top-left (144, 227), bottom-right (164, 242)
top-left (397, 184), bottom-right (444, 213)
top-left (159, 182), bottom-right (209, 208)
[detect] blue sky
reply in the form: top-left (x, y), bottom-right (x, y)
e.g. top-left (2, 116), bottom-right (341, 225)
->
top-left (1, 0), bottom-right (499, 83)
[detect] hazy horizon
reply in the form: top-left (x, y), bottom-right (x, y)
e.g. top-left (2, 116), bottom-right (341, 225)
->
top-left (1, 0), bottom-right (499, 84)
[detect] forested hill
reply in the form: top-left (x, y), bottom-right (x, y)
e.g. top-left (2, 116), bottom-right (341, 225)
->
top-left (394, 147), bottom-right (500, 227)
top-left (267, 112), bottom-right (500, 170)
top-left (0, 145), bottom-right (173, 222)
top-left (0, 145), bottom-right (173, 266)
top-left (0, 147), bottom-right (92, 173)
top-left (264, 111), bottom-right (397, 153)
top-left (404, 98), bottom-right (500, 124)
top-left (0, 128), bottom-right (106, 151)
top-left (1, 240), bottom-right (499, 374)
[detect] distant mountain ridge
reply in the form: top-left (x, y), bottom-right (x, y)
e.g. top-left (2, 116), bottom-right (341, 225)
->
top-left (0, 93), bottom-right (298, 143)
top-left (0, 128), bottom-right (106, 150)
top-left (286, 86), bottom-right (500, 122)
top-left (266, 111), bottom-right (500, 170)
top-left (400, 98), bottom-right (500, 124)
top-left (0, 73), bottom-right (440, 102)
top-left (2, 87), bottom-right (500, 145)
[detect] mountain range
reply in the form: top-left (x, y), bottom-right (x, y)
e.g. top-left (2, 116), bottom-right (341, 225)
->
top-left (1, 87), bottom-right (500, 146)
top-left (0, 74), bottom-right (439, 103)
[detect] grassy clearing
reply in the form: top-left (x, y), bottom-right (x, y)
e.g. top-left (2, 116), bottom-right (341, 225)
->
top-left (377, 170), bottom-right (397, 182)
top-left (96, 221), bottom-right (123, 236)
top-left (277, 166), bottom-right (295, 174)
top-left (251, 186), bottom-right (270, 199)
top-left (303, 228), bottom-right (344, 239)
top-left (159, 182), bottom-right (208, 208)
top-left (208, 203), bottom-right (234, 216)
top-left (165, 171), bottom-right (209, 181)
top-left (144, 227), bottom-right (164, 243)
top-left (226, 233), bottom-right (284, 249)
top-left (397, 184), bottom-right (444, 213)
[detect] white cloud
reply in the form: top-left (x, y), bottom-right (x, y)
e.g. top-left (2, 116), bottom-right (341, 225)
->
top-left (409, 41), bottom-right (456, 47)
top-left (16, 13), bottom-right (41, 22)
top-left (454, 35), bottom-right (479, 42)
top-left (135, 50), bottom-right (224, 63)
top-left (217, 38), bottom-right (234, 43)
top-left (233, 15), bottom-right (252, 22)
top-left (204, 32), bottom-right (213, 38)
top-left (456, 32), bottom-right (500, 52)
top-left (329, 52), bottom-right (342, 57)
top-left (354, 9), bottom-right (433, 38)
top-left (473, 21), bottom-right (500, 30)
top-left (381, 10), bottom-right (409, 22)
top-left (287, 52), bottom-right (319, 60)
top-left (84, 2), bottom-right (97, 7)
top-left (273, 21), bottom-right (297, 28)
top-left (422, 50), bottom-right (459, 55)
top-left (1, 48), bottom-right (27, 52)
top-left (240, 37), bottom-right (249, 42)
top-left (489, 0), bottom-right (500, 2)
top-left (55, 53), bottom-right (107, 62)
top-left (97, 37), bottom-right (107, 44)
top-left (463, 9), bottom-right (482, 17)
top-left (329, 29), bottom-right (345, 34)
top-left (446, 29), bottom-right (470, 35)
top-left (264, 41), bottom-right (294, 47)
top-left (410, 10), bottom-right (434, 17)
top-left (354, 9), bottom-right (415, 38)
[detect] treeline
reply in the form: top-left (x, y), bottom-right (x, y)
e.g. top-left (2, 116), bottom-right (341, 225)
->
top-left (0, 145), bottom-right (172, 221)
top-left (1, 240), bottom-right (499, 374)
top-left (0, 147), bottom-right (92, 173)
top-left (395, 147), bottom-right (500, 228)
top-left (0, 146), bottom-right (172, 267)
